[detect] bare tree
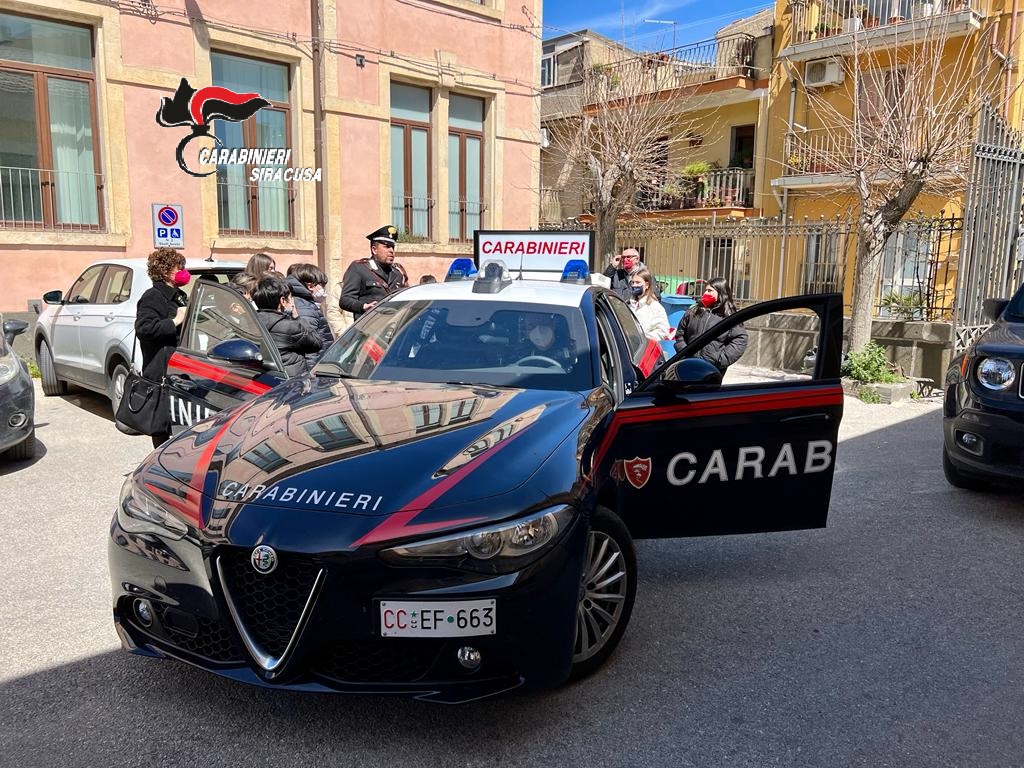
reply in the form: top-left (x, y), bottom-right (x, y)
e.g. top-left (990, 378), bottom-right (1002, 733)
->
top-left (786, 14), bottom-right (1008, 351)
top-left (545, 50), bottom-right (714, 261)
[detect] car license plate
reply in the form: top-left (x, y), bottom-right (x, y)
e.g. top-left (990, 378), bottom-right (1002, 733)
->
top-left (379, 599), bottom-right (496, 637)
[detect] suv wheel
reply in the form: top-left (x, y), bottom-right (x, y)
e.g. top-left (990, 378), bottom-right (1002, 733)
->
top-left (2, 428), bottom-right (36, 461)
top-left (37, 341), bottom-right (66, 396)
top-left (108, 360), bottom-right (129, 414)
top-left (943, 446), bottom-right (989, 491)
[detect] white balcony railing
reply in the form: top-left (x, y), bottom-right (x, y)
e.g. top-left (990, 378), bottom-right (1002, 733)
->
top-left (789, 0), bottom-right (977, 46)
top-left (784, 129), bottom-right (856, 175)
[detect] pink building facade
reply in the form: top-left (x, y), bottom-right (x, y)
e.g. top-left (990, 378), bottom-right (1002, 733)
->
top-left (0, 0), bottom-right (542, 313)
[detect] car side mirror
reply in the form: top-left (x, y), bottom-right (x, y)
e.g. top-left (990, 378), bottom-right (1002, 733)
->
top-left (43, 290), bottom-right (63, 305)
top-left (3, 319), bottom-right (28, 346)
top-left (983, 297), bottom-right (1010, 322)
top-left (209, 338), bottom-right (264, 371)
top-left (659, 357), bottom-right (723, 391)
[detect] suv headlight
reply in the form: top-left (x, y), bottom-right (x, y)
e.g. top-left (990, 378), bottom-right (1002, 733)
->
top-left (118, 475), bottom-right (188, 539)
top-left (976, 357), bottom-right (1017, 391)
top-left (381, 505), bottom-right (576, 573)
top-left (0, 348), bottom-right (20, 386)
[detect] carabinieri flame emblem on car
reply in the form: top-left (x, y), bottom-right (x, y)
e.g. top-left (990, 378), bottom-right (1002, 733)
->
top-left (250, 545), bottom-right (278, 574)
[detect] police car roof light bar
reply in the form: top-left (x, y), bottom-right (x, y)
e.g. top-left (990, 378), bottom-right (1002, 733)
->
top-left (560, 259), bottom-right (590, 285)
top-left (446, 258), bottom-right (478, 282)
top-left (472, 259), bottom-right (512, 293)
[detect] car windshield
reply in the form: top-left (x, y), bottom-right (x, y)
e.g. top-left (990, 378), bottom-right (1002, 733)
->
top-left (317, 299), bottom-right (595, 391)
top-left (1004, 283), bottom-right (1024, 321)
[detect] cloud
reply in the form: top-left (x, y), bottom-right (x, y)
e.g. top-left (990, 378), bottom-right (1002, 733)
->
top-left (553, 0), bottom-right (699, 36)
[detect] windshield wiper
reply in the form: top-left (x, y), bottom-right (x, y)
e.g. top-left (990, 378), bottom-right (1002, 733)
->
top-left (312, 362), bottom-right (359, 379)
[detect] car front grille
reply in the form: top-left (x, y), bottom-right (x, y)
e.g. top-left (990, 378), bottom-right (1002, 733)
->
top-left (151, 602), bottom-right (244, 663)
top-left (311, 638), bottom-right (445, 684)
top-left (219, 548), bottom-right (321, 658)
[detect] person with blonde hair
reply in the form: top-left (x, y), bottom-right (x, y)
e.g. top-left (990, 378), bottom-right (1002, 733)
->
top-left (627, 269), bottom-right (670, 341)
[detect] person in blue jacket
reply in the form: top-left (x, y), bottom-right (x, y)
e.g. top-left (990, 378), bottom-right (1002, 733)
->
top-left (286, 263), bottom-right (334, 368)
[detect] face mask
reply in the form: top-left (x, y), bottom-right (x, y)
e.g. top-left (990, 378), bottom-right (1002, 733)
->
top-left (529, 325), bottom-right (555, 349)
top-left (700, 292), bottom-right (717, 308)
top-left (312, 286), bottom-right (326, 300)
top-left (631, 284), bottom-right (644, 296)
top-left (622, 258), bottom-right (636, 272)
top-left (172, 269), bottom-right (191, 287)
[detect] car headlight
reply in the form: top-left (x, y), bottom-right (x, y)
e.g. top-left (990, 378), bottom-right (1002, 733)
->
top-left (0, 349), bottom-right (20, 386)
top-left (118, 475), bottom-right (188, 539)
top-left (382, 505), bottom-right (576, 573)
top-left (975, 357), bottom-right (1017, 391)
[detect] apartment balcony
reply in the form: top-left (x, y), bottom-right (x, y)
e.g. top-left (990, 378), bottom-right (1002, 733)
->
top-left (540, 187), bottom-right (562, 224)
top-left (0, 165), bottom-right (105, 232)
top-left (773, 129), bottom-right (855, 188)
top-left (636, 167), bottom-right (756, 213)
top-left (780, 0), bottom-right (982, 61)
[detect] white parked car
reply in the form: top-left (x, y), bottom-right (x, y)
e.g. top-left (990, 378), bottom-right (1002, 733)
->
top-left (33, 257), bottom-right (245, 413)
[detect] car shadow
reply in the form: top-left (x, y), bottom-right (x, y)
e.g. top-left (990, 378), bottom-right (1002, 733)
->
top-left (58, 387), bottom-right (115, 423)
top-left (0, 432), bottom-right (47, 475)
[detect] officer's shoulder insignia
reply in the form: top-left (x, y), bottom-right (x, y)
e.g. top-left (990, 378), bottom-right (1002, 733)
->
top-left (354, 258), bottom-right (370, 264)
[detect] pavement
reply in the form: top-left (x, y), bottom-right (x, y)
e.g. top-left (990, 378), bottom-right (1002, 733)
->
top-left (1, 380), bottom-right (1022, 768)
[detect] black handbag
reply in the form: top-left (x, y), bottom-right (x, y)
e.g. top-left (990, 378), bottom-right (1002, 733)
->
top-left (115, 336), bottom-right (169, 436)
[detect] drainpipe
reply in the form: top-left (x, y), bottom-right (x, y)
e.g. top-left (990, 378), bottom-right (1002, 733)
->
top-left (311, 0), bottom-right (328, 272)
top-left (777, 62), bottom-right (798, 298)
top-left (1006, 0), bottom-right (1019, 119)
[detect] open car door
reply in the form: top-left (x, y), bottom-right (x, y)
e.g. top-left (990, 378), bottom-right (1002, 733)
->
top-left (166, 280), bottom-right (286, 433)
top-left (590, 293), bottom-right (844, 539)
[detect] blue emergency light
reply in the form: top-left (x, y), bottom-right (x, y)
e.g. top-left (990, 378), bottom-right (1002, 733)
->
top-left (445, 258), bottom-right (478, 282)
top-left (560, 259), bottom-right (590, 284)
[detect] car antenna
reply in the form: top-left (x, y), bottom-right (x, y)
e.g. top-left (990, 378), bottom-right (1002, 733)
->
top-left (518, 252), bottom-right (524, 281)
top-left (206, 239), bottom-right (216, 262)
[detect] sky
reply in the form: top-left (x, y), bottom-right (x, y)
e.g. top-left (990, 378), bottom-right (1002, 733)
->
top-left (541, 0), bottom-right (775, 51)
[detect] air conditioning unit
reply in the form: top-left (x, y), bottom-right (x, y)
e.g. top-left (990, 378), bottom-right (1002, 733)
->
top-left (805, 58), bottom-right (844, 88)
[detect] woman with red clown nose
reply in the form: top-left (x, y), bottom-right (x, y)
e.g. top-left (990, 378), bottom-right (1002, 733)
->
top-left (673, 276), bottom-right (748, 373)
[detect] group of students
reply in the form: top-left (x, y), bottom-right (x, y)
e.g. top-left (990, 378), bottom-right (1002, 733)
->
top-left (602, 248), bottom-right (748, 373)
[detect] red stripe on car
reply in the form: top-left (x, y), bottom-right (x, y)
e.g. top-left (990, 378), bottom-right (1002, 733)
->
top-left (168, 352), bottom-right (272, 395)
top-left (638, 340), bottom-right (662, 376)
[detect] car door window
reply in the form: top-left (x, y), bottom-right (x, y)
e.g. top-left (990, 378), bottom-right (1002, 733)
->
top-left (605, 294), bottom-right (648, 364)
top-left (96, 266), bottom-right (133, 305)
top-left (184, 281), bottom-right (266, 356)
top-left (66, 265), bottom-right (106, 304)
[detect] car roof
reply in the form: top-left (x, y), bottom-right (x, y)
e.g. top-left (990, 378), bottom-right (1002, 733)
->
top-left (86, 257), bottom-right (246, 270)
top-left (395, 277), bottom-right (592, 308)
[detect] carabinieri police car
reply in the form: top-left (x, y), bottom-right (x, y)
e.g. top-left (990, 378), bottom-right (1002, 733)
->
top-left (109, 252), bottom-right (845, 702)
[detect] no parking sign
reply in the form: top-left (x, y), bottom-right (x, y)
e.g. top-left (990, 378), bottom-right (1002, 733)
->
top-left (152, 204), bottom-right (184, 248)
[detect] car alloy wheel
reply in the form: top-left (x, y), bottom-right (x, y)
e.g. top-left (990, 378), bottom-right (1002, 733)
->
top-left (37, 341), bottom-right (66, 397)
top-left (569, 508), bottom-right (636, 680)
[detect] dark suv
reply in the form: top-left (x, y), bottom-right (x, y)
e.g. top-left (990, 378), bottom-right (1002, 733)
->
top-left (943, 282), bottom-right (1024, 489)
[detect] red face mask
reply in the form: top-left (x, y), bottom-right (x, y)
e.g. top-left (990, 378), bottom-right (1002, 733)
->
top-left (172, 269), bottom-right (191, 287)
top-left (700, 292), bottom-right (717, 308)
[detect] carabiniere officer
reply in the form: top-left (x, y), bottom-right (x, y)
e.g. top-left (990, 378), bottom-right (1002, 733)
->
top-left (339, 225), bottom-right (409, 318)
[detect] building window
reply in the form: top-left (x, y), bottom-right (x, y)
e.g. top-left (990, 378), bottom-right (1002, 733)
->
top-left (305, 414), bottom-right (362, 451)
top-left (212, 52), bottom-right (292, 237)
top-left (540, 54), bottom-right (554, 87)
top-left (448, 94), bottom-right (484, 243)
top-left (802, 231), bottom-right (843, 294)
top-left (412, 403), bottom-right (443, 433)
top-left (0, 12), bottom-right (102, 231)
top-left (391, 83), bottom-right (432, 240)
top-left (858, 67), bottom-right (907, 126)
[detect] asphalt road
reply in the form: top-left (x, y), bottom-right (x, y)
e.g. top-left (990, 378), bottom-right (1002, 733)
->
top-left (1, 382), bottom-right (1022, 768)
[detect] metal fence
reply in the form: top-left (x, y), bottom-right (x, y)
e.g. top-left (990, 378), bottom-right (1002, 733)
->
top-left (0, 165), bottom-right (105, 231)
top-left (559, 214), bottom-right (962, 319)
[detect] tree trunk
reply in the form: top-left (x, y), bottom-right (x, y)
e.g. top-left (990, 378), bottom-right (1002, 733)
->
top-left (594, 206), bottom-right (618, 269)
top-left (848, 213), bottom-right (889, 352)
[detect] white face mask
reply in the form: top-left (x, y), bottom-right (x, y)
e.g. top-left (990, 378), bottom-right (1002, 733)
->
top-left (529, 325), bottom-right (555, 350)
top-left (312, 286), bottom-right (326, 300)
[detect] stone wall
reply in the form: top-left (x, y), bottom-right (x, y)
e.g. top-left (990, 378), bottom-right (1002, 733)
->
top-left (743, 311), bottom-right (955, 383)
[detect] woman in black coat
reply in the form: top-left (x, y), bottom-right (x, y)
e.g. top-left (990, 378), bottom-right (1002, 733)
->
top-left (673, 276), bottom-right (748, 373)
top-left (135, 248), bottom-right (190, 447)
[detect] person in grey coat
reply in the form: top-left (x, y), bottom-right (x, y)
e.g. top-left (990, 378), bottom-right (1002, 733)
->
top-left (286, 263), bottom-right (334, 368)
top-left (673, 276), bottom-right (748, 373)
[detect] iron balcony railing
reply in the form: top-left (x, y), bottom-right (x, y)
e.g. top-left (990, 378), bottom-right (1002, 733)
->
top-left (784, 129), bottom-right (856, 175)
top-left (788, 0), bottom-right (977, 44)
top-left (0, 166), bottom-right (105, 231)
top-left (216, 177), bottom-right (295, 237)
top-left (638, 168), bottom-right (756, 210)
top-left (449, 199), bottom-right (485, 243)
top-left (607, 33), bottom-right (758, 90)
top-left (391, 195), bottom-right (434, 242)
top-left (540, 187), bottom-right (562, 223)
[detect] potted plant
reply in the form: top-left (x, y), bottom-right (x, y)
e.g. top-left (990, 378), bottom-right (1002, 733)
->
top-left (681, 160), bottom-right (713, 199)
top-left (787, 152), bottom-right (805, 172)
top-left (844, 3), bottom-right (866, 31)
top-left (815, 22), bottom-right (831, 37)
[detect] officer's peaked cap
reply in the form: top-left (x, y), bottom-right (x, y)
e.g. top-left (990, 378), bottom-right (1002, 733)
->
top-left (367, 225), bottom-right (398, 246)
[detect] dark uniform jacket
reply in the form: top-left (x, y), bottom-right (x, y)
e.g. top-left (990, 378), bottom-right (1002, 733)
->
top-left (602, 265), bottom-right (632, 302)
top-left (256, 309), bottom-right (323, 377)
top-left (339, 258), bottom-right (408, 317)
top-left (135, 281), bottom-right (187, 381)
top-left (286, 276), bottom-right (334, 368)
top-left (673, 306), bottom-right (748, 372)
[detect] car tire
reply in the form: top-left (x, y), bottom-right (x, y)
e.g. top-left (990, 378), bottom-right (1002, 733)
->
top-left (37, 341), bottom-right (66, 397)
top-left (943, 446), bottom-right (989, 491)
top-left (569, 506), bottom-right (637, 681)
top-left (2, 427), bottom-right (36, 461)
top-left (108, 360), bottom-right (129, 414)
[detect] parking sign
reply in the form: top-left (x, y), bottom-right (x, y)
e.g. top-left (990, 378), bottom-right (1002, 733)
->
top-left (152, 204), bottom-right (184, 248)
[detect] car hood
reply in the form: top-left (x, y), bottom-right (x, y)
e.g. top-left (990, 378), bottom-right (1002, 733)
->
top-left (975, 319), bottom-right (1024, 356)
top-left (156, 377), bottom-right (587, 518)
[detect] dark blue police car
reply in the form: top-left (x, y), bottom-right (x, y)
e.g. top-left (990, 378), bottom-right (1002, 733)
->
top-left (109, 259), bottom-right (846, 702)
top-left (943, 282), bottom-right (1024, 490)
